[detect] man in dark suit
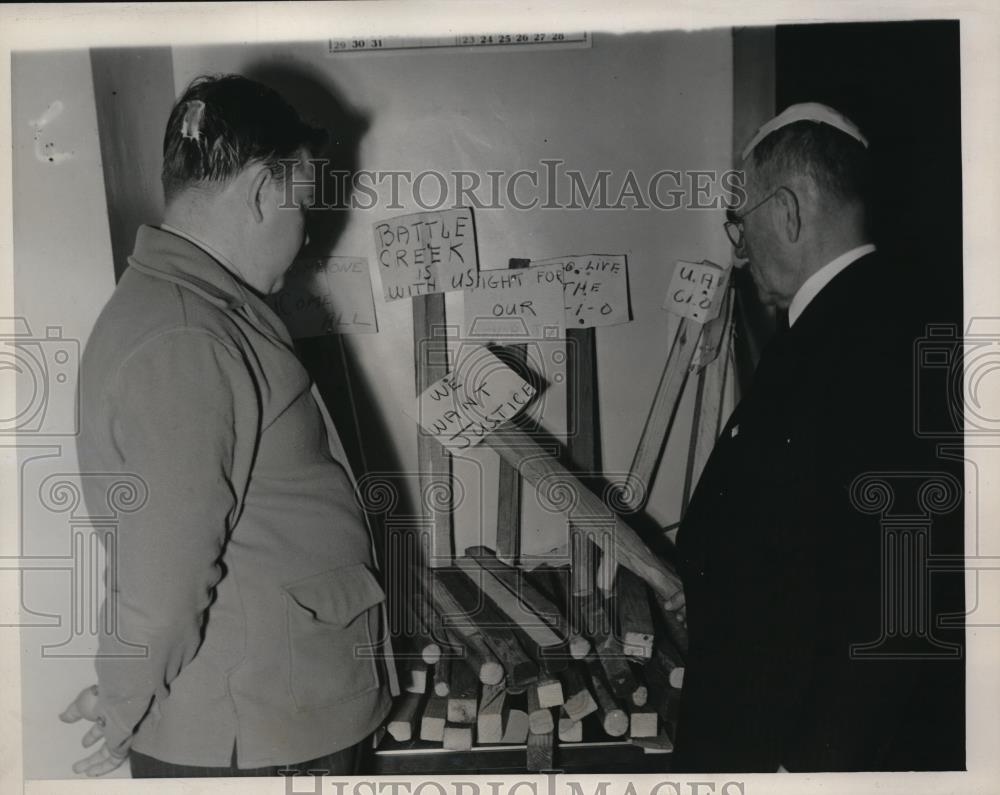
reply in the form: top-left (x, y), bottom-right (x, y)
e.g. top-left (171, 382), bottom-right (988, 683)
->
top-left (672, 104), bottom-right (964, 772)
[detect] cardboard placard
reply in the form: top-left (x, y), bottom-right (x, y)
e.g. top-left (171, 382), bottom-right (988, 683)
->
top-left (271, 256), bottom-right (377, 337)
top-left (462, 261), bottom-right (566, 339)
top-left (662, 260), bottom-right (729, 323)
top-left (373, 208), bottom-right (478, 301)
top-left (532, 254), bottom-right (632, 328)
top-left (408, 346), bottom-right (536, 451)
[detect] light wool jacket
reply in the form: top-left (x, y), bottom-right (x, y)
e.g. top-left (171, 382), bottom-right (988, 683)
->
top-left (78, 225), bottom-right (396, 768)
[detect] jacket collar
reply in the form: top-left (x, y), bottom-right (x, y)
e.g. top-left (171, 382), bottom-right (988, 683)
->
top-left (128, 224), bottom-right (250, 312)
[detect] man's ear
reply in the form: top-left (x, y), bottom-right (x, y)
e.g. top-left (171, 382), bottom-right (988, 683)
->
top-left (246, 165), bottom-right (272, 224)
top-left (776, 186), bottom-right (801, 243)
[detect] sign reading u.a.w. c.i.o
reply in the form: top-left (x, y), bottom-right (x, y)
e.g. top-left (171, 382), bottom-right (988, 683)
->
top-left (663, 259), bottom-right (730, 324)
top-left (373, 208), bottom-right (479, 301)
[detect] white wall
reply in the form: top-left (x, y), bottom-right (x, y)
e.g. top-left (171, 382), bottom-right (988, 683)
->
top-left (11, 50), bottom-right (122, 779)
top-left (14, 31), bottom-right (733, 778)
top-left (174, 30), bottom-right (733, 555)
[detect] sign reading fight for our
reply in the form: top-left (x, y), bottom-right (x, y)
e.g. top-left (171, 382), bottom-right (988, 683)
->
top-left (408, 347), bottom-right (537, 450)
top-left (462, 261), bottom-right (566, 338)
top-left (531, 254), bottom-right (632, 328)
top-left (373, 208), bottom-right (479, 301)
top-left (271, 256), bottom-right (378, 337)
top-left (663, 260), bottom-right (730, 323)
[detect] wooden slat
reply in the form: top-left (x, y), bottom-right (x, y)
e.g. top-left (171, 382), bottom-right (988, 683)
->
top-left (494, 256), bottom-right (531, 566)
top-left (616, 566), bottom-right (655, 659)
top-left (534, 676), bottom-right (565, 709)
top-left (433, 654), bottom-right (451, 697)
top-left (561, 664), bottom-right (598, 723)
top-left (435, 568), bottom-right (539, 688)
top-left (430, 578), bottom-right (505, 685)
top-left (558, 711), bottom-right (583, 743)
top-left (501, 708), bottom-right (530, 744)
top-left (419, 695), bottom-right (447, 742)
top-left (446, 659), bottom-right (480, 724)
top-left (526, 687), bottom-right (554, 734)
top-left (413, 292), bottom-right (452, 565)
top-left (443, 723), bottom-right (474, 751)
top-left (629, 709), bottom-right (658, 738)
top-left (566, 325), bottom-right (599, 597)
top-left (481, 428), bottom-right (686, 629)
top-left (595, 635), bottom-right (641, 706)
top-left (527, 728), bottom-right (555, 771)
top-left (453, 557), bottom-right (567, 666)
top-left (465, 546), bottom-right (590, 659)
top-left (386, 693), bottom-right (422, 742)
top-left (623, 317), bottom-right (703, 512)
top-left (477, 682), bottom-right (506, 744)
top-left (89, 47), bottom-right (174, 282)
top-left (586, 660), bottom-right (628, 737)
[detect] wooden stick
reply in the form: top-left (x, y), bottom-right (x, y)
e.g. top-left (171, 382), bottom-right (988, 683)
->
top-left (558, 710), bottom-right (583, 743)
top-left (616, 566), bottom-right (655, 659)
top-left (465, 546), bottom-right (590, 659)
top-left (495, 256), bottom-right (531, 567)
top-left (595, 635), bottom-right (641, 706)
top-left (405, 600), bottom-right (442, 665)
top-left (534, 676), bottom-right (565, 709)
top-left (629, 709), bottom-right (658, 738)
top-left (446, 659), bottom-right (480, 724)
top-left (431, 578), bottom-right (505, 685)
top-left (413, 292), bottom-right (452, 565)
top-left (419, 695), bottom-right (447, 742)
top-left (386, 692), bottom-right (422, 742)
top-left (433, 654), bottom-right (451, 697)
top-left (586, 660), bottom-right (628, 737)
top-left (501, 707), bottom-right (529, 744)
top-left (526, 687), bottom-right (554, 734)
top-left (477, 682), bottom-right (506, 744)
top-left (403, 662), bottom-right (428, 694)
top-left (561, 664), bottom-right (598, 723)
top-left (481, 427), bottom-right (685, 615)
top-left (435, 568), bottom-right (539, 688)
top-left (566, 324), bottom-right (599, 597)
top-left (623, 317), bottom-right (703, 512)
top-left (526, 728), bottom-right (554, 771)
top-left (454, 557), bottom-right (567, 669)
top-left (443, 723), bottom-right (474, 751)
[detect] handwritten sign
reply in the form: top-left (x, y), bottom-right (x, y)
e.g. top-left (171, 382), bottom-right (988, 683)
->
top-left (271, 256), bottom-right (377, 337)
top-left (663, 260), bottom-right (729, 323)
top-left (463, 262), bottom-right (566, 339)
top-left (532, 254), bottom-right (632, 328)
top-left (373, 208), bottom-right (478, 301)
top-left (408, 347), bottom-right (537, 450)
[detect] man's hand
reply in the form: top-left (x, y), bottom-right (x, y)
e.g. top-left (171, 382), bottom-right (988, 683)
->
top-left (59, 685), bottom-right (129, 777)
top-left (662, 588), bottom-right (687, 627)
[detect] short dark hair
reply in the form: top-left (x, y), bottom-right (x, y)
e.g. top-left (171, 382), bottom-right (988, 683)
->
top-left (748, 120), bottom-right (871, 208)
top-left (161, 74), bottom-right (327, 203)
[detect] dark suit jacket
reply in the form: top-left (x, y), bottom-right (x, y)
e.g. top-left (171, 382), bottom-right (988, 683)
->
top-left (673, 252), bottom-right (964, 772)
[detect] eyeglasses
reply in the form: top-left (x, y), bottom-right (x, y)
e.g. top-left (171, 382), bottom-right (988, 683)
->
top-left (723, 188), bottom-right (784, 251)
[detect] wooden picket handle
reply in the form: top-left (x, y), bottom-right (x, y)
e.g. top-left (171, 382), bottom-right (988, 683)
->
top-left (622, 317), bottom-right (703, 513)
top-left (481, 426), bottom-right (684, 610)
top-left (413, 292), bottom-right (453, 565)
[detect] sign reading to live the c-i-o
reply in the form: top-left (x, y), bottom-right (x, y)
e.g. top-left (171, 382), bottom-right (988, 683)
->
top-left (373, 208), bottom-right (479, 301)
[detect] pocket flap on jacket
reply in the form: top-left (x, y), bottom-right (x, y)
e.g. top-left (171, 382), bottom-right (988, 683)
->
top-left (282, 563), bottom-right (385, 626)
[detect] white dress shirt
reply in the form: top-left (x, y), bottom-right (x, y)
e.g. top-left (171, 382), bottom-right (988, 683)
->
top-left (788, 243), bottom-right (876, 326)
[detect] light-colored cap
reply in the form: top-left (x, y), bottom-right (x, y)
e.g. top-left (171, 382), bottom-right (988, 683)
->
top-left (741, 102), bottom-right (868, 161)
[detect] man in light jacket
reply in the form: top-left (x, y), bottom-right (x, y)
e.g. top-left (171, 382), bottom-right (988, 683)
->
top-left (59, 74), bottom-right (397, 777)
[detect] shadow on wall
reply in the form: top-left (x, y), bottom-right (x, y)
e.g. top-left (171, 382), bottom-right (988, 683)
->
top-left (241, 62), bottom-right (424, 593)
